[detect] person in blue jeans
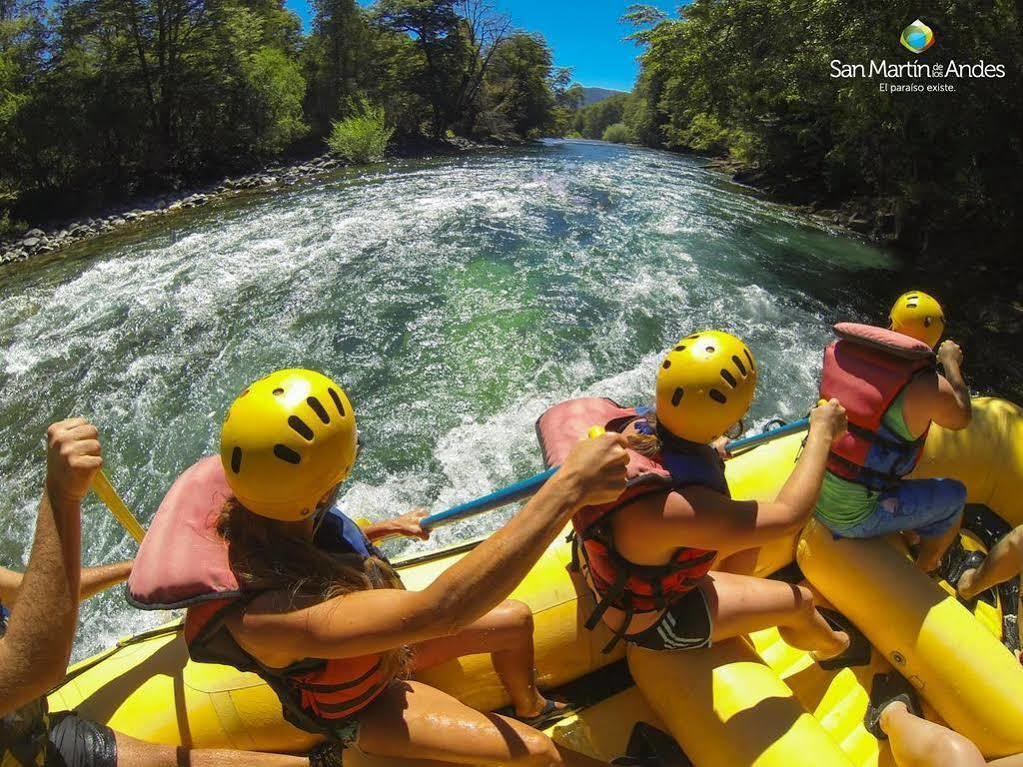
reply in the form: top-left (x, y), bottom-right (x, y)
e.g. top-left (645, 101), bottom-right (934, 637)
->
top-left (814, 292), bottom-right (972, 572)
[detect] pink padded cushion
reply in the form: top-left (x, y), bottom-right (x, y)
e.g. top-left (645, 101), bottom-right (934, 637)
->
top-left (834, 322), bottom-right (935, 361)
top-left (536, 397), bottom-right (667, 482)
top-left (128, 456), bottom-right (240, 609)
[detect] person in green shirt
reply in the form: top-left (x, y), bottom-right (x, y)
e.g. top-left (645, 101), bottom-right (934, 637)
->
top-left (814, 291), bottom-right (972, 573)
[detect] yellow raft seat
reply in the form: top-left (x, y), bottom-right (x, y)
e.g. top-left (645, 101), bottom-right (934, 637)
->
top-left (50, 397), bottom-right (1023, 765)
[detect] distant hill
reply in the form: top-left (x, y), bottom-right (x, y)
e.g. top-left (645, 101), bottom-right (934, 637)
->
top-left (580, 87), bottom-right (627, 107)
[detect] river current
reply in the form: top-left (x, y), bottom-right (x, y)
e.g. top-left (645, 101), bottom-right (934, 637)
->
top-left (0, 139), bottom-right (900, 659)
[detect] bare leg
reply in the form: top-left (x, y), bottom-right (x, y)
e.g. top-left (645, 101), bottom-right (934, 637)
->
top-left (880, 702), bottom-right (986, 767)
top-left (357, 679), bottom-right (607, 766)
top-left (917, 518), bottom-right (963, 573)
top-left (411, 599), bottom-right (556, 718)
top-left (114, 732), bottom-right (308, 767)
top-left (959, 526), bottom-right (1023, 601)
top-left (701, 572), bottom-right (849, 658)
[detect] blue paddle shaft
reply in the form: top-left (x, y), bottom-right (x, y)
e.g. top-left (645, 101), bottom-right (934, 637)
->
top-left (421, 467), bottom-right (558, 530)
top-left (726, 417), bottom-right (809, 454)
top-left (420, 417), bottom-right (810, 531)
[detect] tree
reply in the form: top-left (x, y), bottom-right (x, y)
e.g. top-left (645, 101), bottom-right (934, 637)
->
top-left (373, 0), bottom-right (463, 138)
top-left (479, 32), bottom-right (554, 138)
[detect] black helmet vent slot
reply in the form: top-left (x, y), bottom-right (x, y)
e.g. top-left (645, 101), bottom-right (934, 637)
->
top-left (288, 416), bottom-right (314, 440)
top-left (732, 355), bottom-right (747, 376)
top-left (671, 387), bottom-right (684, 406)
top-left (328, 388), bottom-right (346, 417)
top-left (230, 447), bottom-right (242, 474)
top-left (274, 445), bottom-right (302, 464)
top-left (307, 397), bottom-right (330, 424)
top-left (709, 389), bottom-right (727, 404)
top-left (720, 369), bottom-right (737, 388)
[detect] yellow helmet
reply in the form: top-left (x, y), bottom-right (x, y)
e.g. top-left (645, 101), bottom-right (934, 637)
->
top-left (219, 369), bottom-right (358, 522)
top-left (889, 291), bottom-right (945, 348)
top-left (655, 330), bottom-right (758, 444)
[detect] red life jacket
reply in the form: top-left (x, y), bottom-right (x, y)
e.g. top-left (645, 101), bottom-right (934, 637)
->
top-left (819, 323), bottom-right (936, 491)
top-left (536, 398), bottom-right (724, 653)
top-left (128, 456), bottom-right (390, 737)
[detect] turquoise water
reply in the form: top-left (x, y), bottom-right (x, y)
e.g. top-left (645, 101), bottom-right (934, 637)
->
top-left (0, 139), bottom-right (898, 659)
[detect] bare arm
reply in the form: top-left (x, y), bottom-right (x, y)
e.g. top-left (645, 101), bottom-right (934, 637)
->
top-left (363, 509), bottom-right (430, 542)
top-left (901, 342), bottom-right (971, 434)
top-left (79, 560), bottom-right (133, 600)
top-left (230, 435), bottom-right (630, 665)
top-left (615, 401), bottom-right (848, 558)
top-left (933, 340), bottom-right (971, 430)
top-left (0, 561), bottom-right (134, 604)
top-left (0, 419), bottom-right (102, 715)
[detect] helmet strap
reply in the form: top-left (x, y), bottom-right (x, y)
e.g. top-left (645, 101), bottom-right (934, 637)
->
top-left (310, 484), bottom-right (342, 537)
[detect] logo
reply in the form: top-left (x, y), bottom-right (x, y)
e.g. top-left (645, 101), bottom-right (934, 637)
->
top-left (901, 19), bottom-right (935, 54)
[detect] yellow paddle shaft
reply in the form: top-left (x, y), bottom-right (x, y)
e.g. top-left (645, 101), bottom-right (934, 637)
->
top-left (92, 470), bottom-right (146, 543)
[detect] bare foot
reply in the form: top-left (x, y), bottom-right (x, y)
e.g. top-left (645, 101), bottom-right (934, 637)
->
top-left (516, 694), bottom-right (568, 720)
top-left (957, 567), bottom-right (980, 601)
top-left (809, 630), bottom-right (851, 663)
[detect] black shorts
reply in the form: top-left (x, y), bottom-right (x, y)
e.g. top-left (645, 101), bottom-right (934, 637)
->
top-left (624, 587), bottom-right (713, 651)
top-left (46, 712), bottom-right (117, 767)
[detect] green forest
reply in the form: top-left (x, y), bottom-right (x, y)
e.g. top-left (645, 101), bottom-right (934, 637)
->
top-left (0, 0), bottom-right (574, 227)
top-left (573, 2), bottom-right (1023, 262)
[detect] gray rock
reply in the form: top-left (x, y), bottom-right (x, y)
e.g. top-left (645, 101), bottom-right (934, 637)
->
top-left (25, 228), bottom-right (45, 239)
top-left (111, 217), bottom-right (126, 226)
top-left (22, 237), bottom-right (41, 249)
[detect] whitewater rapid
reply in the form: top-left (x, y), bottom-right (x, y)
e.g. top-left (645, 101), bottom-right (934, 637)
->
top-left (0, 139), bottom-right (897, 659)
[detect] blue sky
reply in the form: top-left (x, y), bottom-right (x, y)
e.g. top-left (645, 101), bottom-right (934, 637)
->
top-left (283, 1), bottom-right (681, 92)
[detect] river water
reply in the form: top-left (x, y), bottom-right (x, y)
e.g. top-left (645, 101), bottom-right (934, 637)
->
top-left (0, 139), bottom-right (904, 660)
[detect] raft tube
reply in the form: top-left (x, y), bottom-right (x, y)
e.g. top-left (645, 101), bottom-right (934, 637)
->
top-left (49, 398), bottom-right (1021, 765)
top-left (798, 396), bottom-right (1023, 758)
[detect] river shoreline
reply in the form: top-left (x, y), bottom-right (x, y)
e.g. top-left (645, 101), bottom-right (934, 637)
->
top-left (0, 136), bottom-right (505, 266)
top-left (702, 156), bottom-right (1023, 403)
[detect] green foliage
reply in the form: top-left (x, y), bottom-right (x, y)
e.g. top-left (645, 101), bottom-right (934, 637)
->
top-left (245, 47), bottom-right (309, 156)
top-left (620, 0), bottom-right (1023, 253)
top-left (572, 93), bottom-right (630, 139)
top-left (602, 122), bottom-right (632, 144)
top-left (0, 0), bottom-right (562, 223)
top-left (327, 101), bottom-right (394, 163)
top-left (480, 33), bottom-right (556, 138)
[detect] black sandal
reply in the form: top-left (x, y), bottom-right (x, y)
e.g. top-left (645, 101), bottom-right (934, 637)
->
top-left (938, 538), bottom-right (988, 605)
top-left (864, 672), bottom-right (922, 740)
top-left (509, 697), bottom-right (574, 730)
top-left (814, 608), bottom-right (872, 670)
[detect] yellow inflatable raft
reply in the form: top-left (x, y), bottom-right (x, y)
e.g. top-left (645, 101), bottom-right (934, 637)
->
top-left (50, 397), bottom-right (1023, 765)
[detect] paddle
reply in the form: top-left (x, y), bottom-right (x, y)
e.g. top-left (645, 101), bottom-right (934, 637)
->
top-left (724, 416), bottom-right (810, 456)
top-left (92, 469), bottom-right (146, 543)
top-left (419, 417), bottom-right (810, 532)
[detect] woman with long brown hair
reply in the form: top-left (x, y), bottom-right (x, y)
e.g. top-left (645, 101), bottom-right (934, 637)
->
top-left (181, 369), bottom-right (629, 765)
top-left (537, 332), bottom-right (858, 660)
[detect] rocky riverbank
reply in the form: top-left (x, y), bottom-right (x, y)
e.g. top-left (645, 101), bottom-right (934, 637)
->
top-left (0, 137), bottom-right (499, 266)
top-left (0, 154), bottom-right (348, 265)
